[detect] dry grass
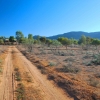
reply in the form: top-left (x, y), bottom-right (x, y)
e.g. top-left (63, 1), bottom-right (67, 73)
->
top-left (17, 45), bottom-right (100, 100)
top-left (12, 50), bottom-right (43, 100)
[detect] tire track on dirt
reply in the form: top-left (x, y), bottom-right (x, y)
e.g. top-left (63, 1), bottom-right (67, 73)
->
top-left (0, 48), bottom-right (14, 100)
top-left (13, 47), bottom-right (73, 100)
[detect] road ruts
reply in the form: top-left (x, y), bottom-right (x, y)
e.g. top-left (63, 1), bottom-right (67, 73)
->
top-left (0, 46), bottom-right (73, 100)
top-left (12, 47), bottom-right (73, 100)
top-left (0, 48), bottom-right (14, 100)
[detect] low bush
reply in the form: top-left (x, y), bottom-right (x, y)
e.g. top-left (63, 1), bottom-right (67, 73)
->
top-left (89, 78), bottom-right (100, 87)
top-left (54, 52), bottom-right (68, 56)
top-left (41, 69), bottom-right (48, 74)
top-left (94, 73), bottom-right (100, 78)
top-left (27, 76), bottom-right (32, 82)
top-left (49, 62), bottom-right (56, 66)
top-left (91, 54), bottom-right (100, 65)
top-left (64, 58), bottom-right (75, 62)
top-left (47, 73), bottom-right (57, 80)
top-left (56, 64), bottom-right (80, 74)
top-left (85, 62), bottom-right (92, 66)
top-left (16, 83), bottom-right (25, 100)
top-left (14, 68), bottom-right (21, 81)
top-left (14, 68), bottom-right (19, 71)
top-left (37, 65), bottom-right (44, 69)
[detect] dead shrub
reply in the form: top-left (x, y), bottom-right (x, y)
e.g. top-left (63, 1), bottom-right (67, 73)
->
top-left (47, 73), bottom-right (57, 80)
top-left (89, 78), bottom-right (100, 87)
top-left (41, 69), bottom-right (48, 74)
top-left (64, 57), bottom-right (75, 62)
top-left (56, 64), bottom-right (81, 74)
top-left (94, 73), bottom-right (100, 78)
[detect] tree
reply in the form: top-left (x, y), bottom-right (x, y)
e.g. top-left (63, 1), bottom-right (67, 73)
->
top-left (0, 37), bottom-right (4, 45)
top-left (0, 39), bottom-right (4, 44)
top-left (78, 35), bottom-right (86, 45)
top-left (40, 37), bottom-right (46, 44)
top-left (58, 37), bottom-right (71, 50)
top-left (27, 33), bottom-right (34, 44)
top-left (16, 31), bottom-right (24, 43)
top-left (86, 37), bottom-right (92, 45)
top-left (28, 34), bottom-right (33, 40)
top-left (9, 36), bottom-right (14, 42)
top-left (23, 35), bottom-right (34, 52)
top-left (20, 37), bottom-right (26, 43)
top-left (34, 39), bottom-right (38, 44)
top-left (91, 39), bottom-right (100, 49)
top-left (73, 40), bottom-right (78, 45)
top-left (0, 37), bottom-right (4, 40)
top-left (46, 39), bottom-right (52, 47)
top-left (52, 40), bottom-right (62, 47)
top-left (51, 40), bottom-right (62, 54)
top-left (36, 35), bottom-right (41, 44)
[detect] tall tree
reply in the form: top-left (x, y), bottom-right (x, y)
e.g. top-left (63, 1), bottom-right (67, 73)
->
top-left (86, 37), bottom-right (92, 45)
top-left (28, 34), bottom-right (33, 40)
top-left (78, 35), bottom-right (86, 44)
top-left (46, 39), bottom-right (52, 47)
top-left (9, 36), bottom-right (14, 42)
top-left (91, 39), bottom-right (100, 49)
top-left (58, 37), bottom-right (71, 50)
top-left (0, 39), bottom-right (4, 44)
top-left (16, 31), bottom-right (24, 43)
top-left (52, 40), bottom-right (62, 47)
top-left (40, 37), bottom-right (46, 44)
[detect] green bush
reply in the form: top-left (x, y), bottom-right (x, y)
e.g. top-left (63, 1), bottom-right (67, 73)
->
top-left (92, 54), bottom-right (100, 65)
top-left (49, 62), bottom-right (56, 66)
top-left (16, 83), bottom-right (25, 100)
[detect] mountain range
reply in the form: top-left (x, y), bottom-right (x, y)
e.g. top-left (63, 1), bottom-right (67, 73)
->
top-left (34, 31), bottom-right (100, 40)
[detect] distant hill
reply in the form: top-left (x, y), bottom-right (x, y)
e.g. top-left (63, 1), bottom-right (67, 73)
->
top-left (34, 31), bottom-right (100, 40)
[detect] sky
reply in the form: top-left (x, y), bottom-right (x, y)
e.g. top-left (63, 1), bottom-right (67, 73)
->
top-left (0, 0), bottom-right (100, 37)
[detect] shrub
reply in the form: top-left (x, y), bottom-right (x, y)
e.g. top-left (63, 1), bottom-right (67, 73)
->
top-left (16, 83), bottom-right (25, 100)
top-left (94, 73), bottom-right (100, 78)
top-left (85, 62), bottom-right (92, 66)
top-left (54, 51), bottom-right (67, 56)
top-left (27, 76), bottom-right (32, 82)
top-left (92, 54), bottom-right (100, 65)
top-left (56, 64), bottom-right (80, 74)
top-left (37, 65), bottom-right (44, 69)
top-left (15, 70), bottom-right (21, 81)
top-left (41, 69), bottom-right (47, 74)
top-left (47, 51), bottom-right (52, 54)
top-left (47, 73), bottom-right (57, 80)
top-left (49, 62), bottom-right (56, 66)
top-left (85, 53), bottom-right (100, 66)
top-left (14, 68), bottom-right (19, 71)
top-left (64, 57), bottom-right (75, 62)
top-left (16, 76), bottom-right (21, 81)
top-left (60, 52), bottom-right (67, 56)
top-left (89, 78), bottom-right (100, 87)
top-left (36, 64), bottom-right (47, 74)
top-left (69, 53), bottom-right (75, 56)
top-left (40, 51), bottom-right (46, 54)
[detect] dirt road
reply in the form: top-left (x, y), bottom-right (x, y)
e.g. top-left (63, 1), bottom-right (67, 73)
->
top-left (0, 48), bottom-right (13, 100)
top-left (0, 46), bottom-right (73, 100)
